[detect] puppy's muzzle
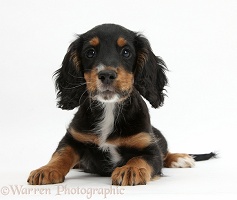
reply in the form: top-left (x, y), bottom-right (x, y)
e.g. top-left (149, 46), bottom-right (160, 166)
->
top-left (98, 70), bottom-right (117, 85)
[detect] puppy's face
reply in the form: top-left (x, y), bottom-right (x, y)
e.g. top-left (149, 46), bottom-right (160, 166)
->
top-left (55, 24), bottom-right (167, 110)
top-left (80, 25), bottom-right (137, 103)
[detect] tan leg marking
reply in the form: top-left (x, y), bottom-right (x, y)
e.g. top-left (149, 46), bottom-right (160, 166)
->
top-left (69, 128), bottom-right (99, 145)
top-left (70, 128), bottom-right (151, 149)
top-left (107, 132), bottom-right (152, 149)
top-left (27, 146), bottom-right (79, 185)
top-left (111, 157), bottom-right (152, 186)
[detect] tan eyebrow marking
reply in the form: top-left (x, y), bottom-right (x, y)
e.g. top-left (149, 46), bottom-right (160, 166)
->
top-left (117, 37), bottom-right (127, 47)
top-left (89, 37), bottom-right (100, 46)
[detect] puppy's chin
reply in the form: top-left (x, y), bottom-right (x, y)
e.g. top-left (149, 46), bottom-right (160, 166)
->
top-left (96, 91), bottom-right (120, 103)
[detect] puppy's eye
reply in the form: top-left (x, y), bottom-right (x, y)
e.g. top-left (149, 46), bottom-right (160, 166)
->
top-left (85, 49), bottom-right (96, 58)
top-left (121, 48), bottom-right (131, 58)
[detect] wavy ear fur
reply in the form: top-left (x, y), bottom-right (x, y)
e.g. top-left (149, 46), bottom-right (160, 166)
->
top-left (134, 34), bottom-right (168, 108)
top-left (54, 37), bottom-right (86, 110)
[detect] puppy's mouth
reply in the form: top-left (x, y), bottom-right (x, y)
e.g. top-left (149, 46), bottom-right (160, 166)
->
top-left (100, 90), bottom-right (116, 100)
top-left (96, 87), bottom-right (119, 103)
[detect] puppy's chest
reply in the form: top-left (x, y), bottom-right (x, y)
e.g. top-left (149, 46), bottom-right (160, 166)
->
top-left (95, 103), bottom-right (121, 163)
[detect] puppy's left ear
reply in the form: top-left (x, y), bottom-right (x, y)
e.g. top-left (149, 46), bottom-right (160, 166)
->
top-left (134, 34), bottom-right (168, 108)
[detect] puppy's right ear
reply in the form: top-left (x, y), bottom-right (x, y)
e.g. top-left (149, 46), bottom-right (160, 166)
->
top-left (54, 37), bottom-right (86, 110)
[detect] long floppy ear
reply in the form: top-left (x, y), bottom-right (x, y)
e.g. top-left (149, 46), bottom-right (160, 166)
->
top-left (134, 34), bottom-right (168, 108)
top-left (54, 37), bottom-right (87, 110)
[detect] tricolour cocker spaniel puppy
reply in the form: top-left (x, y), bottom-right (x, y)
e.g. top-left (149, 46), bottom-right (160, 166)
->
top-left (27, 24), bottom-right (215, 186)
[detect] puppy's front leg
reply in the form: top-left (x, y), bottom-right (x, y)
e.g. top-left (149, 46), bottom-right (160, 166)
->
top-left (111, 156), bottom-right (158, 186)
top-left (27, 146), bottom-right (79, 185)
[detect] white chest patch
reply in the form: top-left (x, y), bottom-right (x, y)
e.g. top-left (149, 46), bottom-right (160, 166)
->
top-left (96, 102), bottom-right (121, 164)
top-left (97, 103), bottom-right (115, 144)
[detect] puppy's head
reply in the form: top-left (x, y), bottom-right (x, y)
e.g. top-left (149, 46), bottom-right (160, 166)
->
top-left (55, 24), bottom-right (167, 109)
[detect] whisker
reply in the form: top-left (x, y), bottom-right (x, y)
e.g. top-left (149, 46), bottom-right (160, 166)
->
top-left (68, 72), bottom-right (85, 79)
top-left (61, 82), bottom-right (87, 90)
top-left (78, 89), bottom-right (89, 105)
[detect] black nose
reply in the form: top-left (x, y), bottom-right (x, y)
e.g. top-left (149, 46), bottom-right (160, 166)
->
top-left (98, 70), bottom-right (117, 84)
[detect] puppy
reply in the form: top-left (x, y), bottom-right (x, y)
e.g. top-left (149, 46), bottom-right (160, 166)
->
top-left (27, 24), bottom-right (215, 186)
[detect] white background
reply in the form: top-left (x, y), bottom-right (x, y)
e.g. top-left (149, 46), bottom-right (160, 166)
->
top-left (0, 0), bottom-right (237, 199)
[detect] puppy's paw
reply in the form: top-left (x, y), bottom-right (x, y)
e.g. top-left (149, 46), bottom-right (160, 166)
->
top-left (111, 165), bottom-right (150, 186)
top-left (171, 155), bottom-right (195, 168)
top-left (27, 166), bottom-right (65, 185)
top-left (164, 153), bottom-right (195, 168)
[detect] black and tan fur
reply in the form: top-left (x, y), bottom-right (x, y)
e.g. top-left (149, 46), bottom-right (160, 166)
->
top-left (27, 24), bottom-right (215, 186)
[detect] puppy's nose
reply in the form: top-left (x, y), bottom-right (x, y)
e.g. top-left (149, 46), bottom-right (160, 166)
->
top-left (98, 70), bottom-right (117, 84)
